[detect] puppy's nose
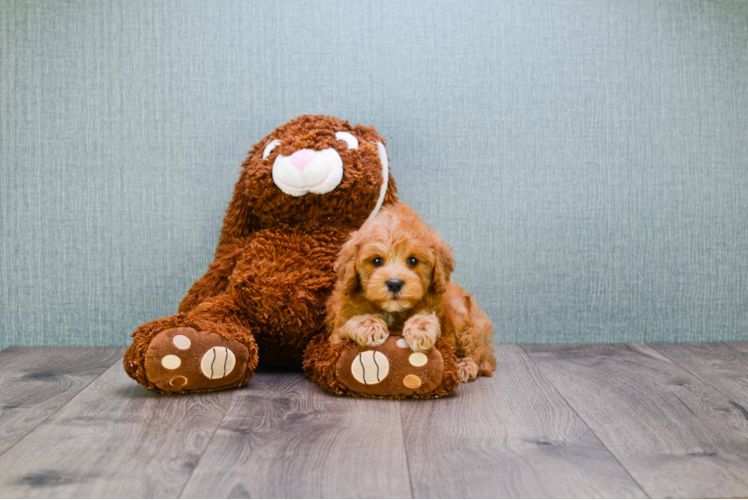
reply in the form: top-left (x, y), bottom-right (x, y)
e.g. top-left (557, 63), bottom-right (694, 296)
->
top-left (386, 278), bottom-right (404, 293)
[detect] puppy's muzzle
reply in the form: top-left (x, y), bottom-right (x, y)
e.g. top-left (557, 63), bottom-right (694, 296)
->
top-left (386, 278), bottom-right (404, 293)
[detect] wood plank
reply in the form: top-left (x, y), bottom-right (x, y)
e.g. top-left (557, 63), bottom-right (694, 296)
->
top-left (0, 347), bottom-right (124, 457)
top-left (0, 360), bottom-right (234, 498)
top-left (651, 343), bottom-right (748, 408)
top-left (524, 344), bottom-right (748, 499)
top-left (180, 372), bottom-right (412, 499)
top-left (725, 341), bottom-right (748, 356)
top-left (400, 345), bottom-right (646, 498)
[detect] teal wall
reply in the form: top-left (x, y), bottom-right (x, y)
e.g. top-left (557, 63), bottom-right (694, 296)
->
top-left (2, 0), bottom-right (747, 349)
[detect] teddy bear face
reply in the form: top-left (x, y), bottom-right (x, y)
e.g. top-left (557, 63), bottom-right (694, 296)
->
top-left (237, 115), bottom-right (396, 228)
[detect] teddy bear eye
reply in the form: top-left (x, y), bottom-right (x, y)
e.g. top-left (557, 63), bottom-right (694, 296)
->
top-left (263, 139), bottom-right (282, 159)
top-left (372, 257), bottom-right (384, 267)
top-left (335, 132), bottom-right (359, 149)
top-left (407, 257), bottom-right (418, 266)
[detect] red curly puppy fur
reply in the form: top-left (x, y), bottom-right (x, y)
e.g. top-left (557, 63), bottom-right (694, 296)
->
top-left (327, 203), bottom-right (495, 382)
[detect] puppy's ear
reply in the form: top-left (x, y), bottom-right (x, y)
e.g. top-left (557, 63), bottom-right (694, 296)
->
top-left (334, 235), bottom-right (360, 295)
top-left (430, 239), bottom-right (455, 295)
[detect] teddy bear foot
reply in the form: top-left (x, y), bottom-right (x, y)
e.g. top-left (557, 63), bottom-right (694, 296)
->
top-left (143, 327), bottom-right (252, 394)
top-left (303, 334), bottom-right (461, 399)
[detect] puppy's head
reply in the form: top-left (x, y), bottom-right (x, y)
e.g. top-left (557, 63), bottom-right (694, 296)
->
top-left (335, 203), bottom-right (454, 313)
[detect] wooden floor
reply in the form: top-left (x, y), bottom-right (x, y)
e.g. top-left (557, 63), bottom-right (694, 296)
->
top-left (0, 343), bottom-right (747, 498)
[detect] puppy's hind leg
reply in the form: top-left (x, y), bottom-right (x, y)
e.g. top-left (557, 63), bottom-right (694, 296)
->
top-left (453, 294), bottom-right (496, 382)
top-left (455, 357), bottom-right (480, 382)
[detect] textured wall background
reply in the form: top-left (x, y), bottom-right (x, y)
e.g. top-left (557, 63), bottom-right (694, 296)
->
top-left (2, 0), bottom-right (747, 349)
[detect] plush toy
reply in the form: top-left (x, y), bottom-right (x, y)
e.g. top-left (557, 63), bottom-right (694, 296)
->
top-left (303, 333), bottom-right (460, 398)
top-left (124, 115), bottom-right (398, 393)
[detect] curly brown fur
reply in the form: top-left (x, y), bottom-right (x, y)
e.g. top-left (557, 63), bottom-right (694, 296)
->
top-left (326, 203), bottom-right (495, 382)
top-left (125, 115), bottom-right (398, 392)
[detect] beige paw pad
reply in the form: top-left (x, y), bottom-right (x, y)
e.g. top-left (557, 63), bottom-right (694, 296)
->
top-left (200, 347), bottom-right (236, 379)
top-left (351, 351), bottom-right (389, 384)
top-left (403, 374), bottom-right (422, 389)
top-left (161, 355), bottom-right (181, 370)
top-left (408, 352), bottom-right (428, 367)
top-left (169, 376), bottom-right (188, 387)
top-left (172, 334), bottom-right (191, 350)
top-left (396, 338), bottom-right (409, 348)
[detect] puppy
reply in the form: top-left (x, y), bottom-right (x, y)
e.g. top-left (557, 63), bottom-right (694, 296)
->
top-left (327, 202), bottom-right (495, 382)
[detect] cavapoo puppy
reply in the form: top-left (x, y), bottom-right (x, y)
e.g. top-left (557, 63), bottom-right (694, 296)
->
top-left (327, 202), bottom-right (495, 382)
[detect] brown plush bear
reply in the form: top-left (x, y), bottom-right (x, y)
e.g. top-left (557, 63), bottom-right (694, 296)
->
top-left (124, 115), bottom-right (397, 393)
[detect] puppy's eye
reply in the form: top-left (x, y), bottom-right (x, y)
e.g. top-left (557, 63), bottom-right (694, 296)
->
top-left (335, 131), bottom-right (359, 149)
top-left (407, 257), bottom-right (419, 267)
top-left (372, 257), bottom-right (384, 267)
top-left (263, 139), bottom-right (282, 159)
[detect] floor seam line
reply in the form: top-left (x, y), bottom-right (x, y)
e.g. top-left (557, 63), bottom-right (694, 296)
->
top-left (175, 391), bottom-right (236, 499)
top-left (0, 347), bottom-right (125, 461)
top-left (398, 403), bottom-right (416, 499)
top-left (518, 344), bottom-right (652, 499)
top-left (649, 343), bottom-right (748, 406)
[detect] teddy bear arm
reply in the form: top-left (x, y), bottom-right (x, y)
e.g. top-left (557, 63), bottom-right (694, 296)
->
top-left (178, 242), bottom-right (247, 313)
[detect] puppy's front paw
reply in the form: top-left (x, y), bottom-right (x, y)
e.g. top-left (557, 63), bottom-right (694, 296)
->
top-left (456, 357), bottom-right (479, 382)
top-left (341, 315), bottom-right (389, 347)
top-left (403, 312), bottom-right (440, 352)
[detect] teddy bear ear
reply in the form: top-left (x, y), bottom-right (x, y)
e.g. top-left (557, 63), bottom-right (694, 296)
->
top-left (365, 141), bottom-right (391, 221)
top-left (334, 237), bottom-right (361, 295)
top-left (217, 147), bottom-right (260, 248)
top-left (430, 239), bottom-right (455, 295)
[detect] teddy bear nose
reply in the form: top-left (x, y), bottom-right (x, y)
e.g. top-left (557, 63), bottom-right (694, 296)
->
top-left (386, 278), bottom-right (404, 293)
top-left (290, 149), bottom-right (315, 171)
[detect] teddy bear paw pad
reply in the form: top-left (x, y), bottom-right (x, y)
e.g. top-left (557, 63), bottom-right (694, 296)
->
top-left (143, 327), bottom-right (249, 393)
